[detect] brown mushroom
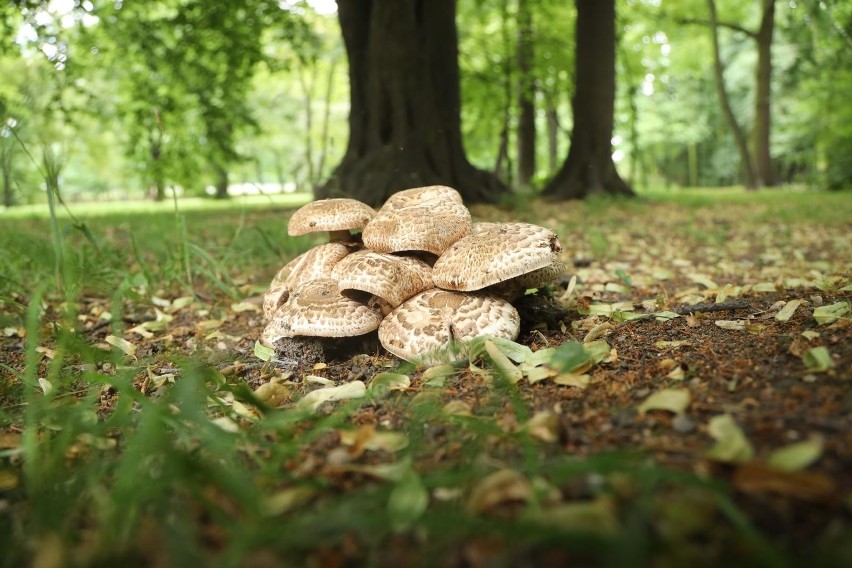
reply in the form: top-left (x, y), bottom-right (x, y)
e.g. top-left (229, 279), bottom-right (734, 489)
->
top-left (262, 243), bottom-right (351, 321)
top-left (288, 198), bottom-right (376, 241)
top-left (261, 278), bottom-right (383, 345)
top-left (362, 186), bottom-right (471, 255)
top-left (432, 222), bottom-right (562, 292)
top-left (331, 250), bottom-right (433, 313)
top-left (378, 289), bottom-right (520, 365)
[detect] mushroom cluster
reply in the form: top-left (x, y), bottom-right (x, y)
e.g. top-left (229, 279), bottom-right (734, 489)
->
top-left (260, 186), bottom-right (565, 365)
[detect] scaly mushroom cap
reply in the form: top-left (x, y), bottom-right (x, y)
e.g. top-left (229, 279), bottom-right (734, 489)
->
top-left (262, 243), bottom-right (351, 321)
top-left (287, 198), bottom-right (376, 237)
top-left (261, 278), bottom-right (383, 344)
top-left (362, 186), bottom-right (471, 255)
top-left (378, 289), bottom-right (520, 364)
top-left (379, 185), bottom-right (464, 211)
top-left (432, 222), bottom-right (562, 292)
top-left (332, 250), bottom-right (433, 309)
top-left (488, 260), bottom-right (569, 301)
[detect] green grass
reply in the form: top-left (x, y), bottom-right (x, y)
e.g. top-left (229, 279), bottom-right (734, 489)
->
top-left (1, 188), bottom-right (850, 566)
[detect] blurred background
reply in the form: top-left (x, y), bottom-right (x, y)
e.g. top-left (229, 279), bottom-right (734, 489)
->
top-left (1, 0), bottom-right (850, 209)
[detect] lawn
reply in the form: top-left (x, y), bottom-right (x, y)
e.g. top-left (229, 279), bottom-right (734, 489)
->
top-left (1, 188), bottom-right (851, 567)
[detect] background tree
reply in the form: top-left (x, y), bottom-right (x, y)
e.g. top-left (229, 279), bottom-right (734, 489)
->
top-left (321, 0), bottom-right (508, 206)
top-left (544, 0), bottom-right (633, 199)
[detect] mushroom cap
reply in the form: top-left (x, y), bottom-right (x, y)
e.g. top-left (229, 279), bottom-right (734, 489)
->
top-left (261, 278), bottom-right (383, 344)
top-left (378, 289), bottom-right (520, 364)
top-left (262, 243), bottom-right (352, 321)
top-left (362, 186), bottom-right (471, 255)
top-left (488, 260), bottom-right (569, 301)
top-left (287, 198), bottom-right (376, 237)
top-left (379, 185), bottom-right (464, 211)
top-left (432, 222), bottom-right (563, 292)
top-left (331, 250), bottom-right (433, 308)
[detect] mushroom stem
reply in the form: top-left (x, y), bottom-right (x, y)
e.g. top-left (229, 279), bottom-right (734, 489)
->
top-left (328, 229), bottom-right (354, 242)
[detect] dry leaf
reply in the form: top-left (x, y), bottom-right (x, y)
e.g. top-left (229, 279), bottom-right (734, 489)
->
top-left (468, 469), bottom-right (532, 514)
top-left (297, 381), bottom-right (366, 412)
top-left (638, 388), bottom-right (690, 415)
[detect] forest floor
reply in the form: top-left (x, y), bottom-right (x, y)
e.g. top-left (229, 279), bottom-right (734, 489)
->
top-left (0, 189), bottom-right (850, 567)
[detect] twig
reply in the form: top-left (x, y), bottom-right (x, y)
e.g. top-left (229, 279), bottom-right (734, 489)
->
top-left (672, 300), bottom-right (751, 315)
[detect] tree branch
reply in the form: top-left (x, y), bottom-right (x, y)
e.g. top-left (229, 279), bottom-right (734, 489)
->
top-left (676, 17), bottom-right (757, 39)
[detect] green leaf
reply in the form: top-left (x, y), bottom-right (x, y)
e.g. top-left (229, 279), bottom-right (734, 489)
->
top-left (550, 341), bottom-right (591, 373)
top-left (388, 468), bottom-right (429, 532)
top-left (253, 340), bottom-right (275, 362)
top-left (468, 335), bottom-right (532, 363)
top-left (638, 388), bottom-right (691, 415)
top-left (813, 302), bottom-right (850, 325)
top-left (767, 436), bottom-right (824, 472)
top-left (583, 339), bottom-right (610, 364)
top-left (705, 414), bottom-right (754, 464)
top-left (803, 346), bottom-right (833, 372)
top-left (368, 373), bottom-right (411, 397)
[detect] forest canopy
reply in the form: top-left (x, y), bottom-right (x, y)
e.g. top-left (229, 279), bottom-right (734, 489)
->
top-left (1, 0), bottom-right (850, 207)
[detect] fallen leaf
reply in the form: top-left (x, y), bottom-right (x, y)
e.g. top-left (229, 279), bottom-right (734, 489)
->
top-left (638, 388), bottom-right (690, 415)
top-left (655, 340), bottom-right (690, 349)
top-left (803, 346), bottom-right (834, 372)
top-left (468, 469), bottom-right (532, 514)
top-left (552, 373), bottom-right (590, 389)
top-left (443, 400), bottom-right (473, 416)
top-left (813, 301), bottom-right (850, 325)
top-left (105, 335), bottom-right (137, 357)
top-left (297, 381), bottom-right (367, 412)
top-left (253, 340), bottom-right (275, 362)
top-left (231, 301), bottom-right (260, 313)
top-left (733, 461), bottom-right (836, 501)
top-left (253, 381), bottom-right (290, 405)
top-left (369, 372), bottom-right (411, 397)
top-left (523, 411), bottom-right (559, 443)
top-left (339, 427), bottom-right (408, 454)
top-left (264, 486), bottom-right (316, 516)
top-left (705, 414), bottom-right (754, 464)
top-left (421, 364), bottom-right (455, 387)
top-left (196, 319), bottom-right (224, 331)
top-left (525, 497), bottom-right (619, 535)
top-left (767, 436), bottom-right (824, 472)
top-left (775, 299), bottom-right (802, 322)
top-left (38, 378), bottom-right (54, 396)
top-left (715, 320), bottom-right (746, 331)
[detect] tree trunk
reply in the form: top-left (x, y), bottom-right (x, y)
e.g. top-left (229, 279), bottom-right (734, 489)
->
top-left (1, 142), bottom-right (14, 207)
top-left (753, 0), bottom-right (776, 186)
top-left (321, 0), bottom-right (508, 206)
top-left (707, 0), bottom-right (757, 189)
top-left (516, 0), bottom-right (536, 188)
top-left (214, 165), bottom-right (229, 199)
top-left (543, 0), bottom-right (633, 199)
top-left (545, 106), bottom-right (559, 173)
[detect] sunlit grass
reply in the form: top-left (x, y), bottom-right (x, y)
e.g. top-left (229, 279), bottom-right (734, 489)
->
top-left (0, 192), bottom-right (312, 219)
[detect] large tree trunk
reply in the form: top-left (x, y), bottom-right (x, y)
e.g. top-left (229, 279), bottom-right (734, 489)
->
top-left (543, 0), bottom-right (633, 199)
top-left (707, 0), bottom-right (757, 189)
top-left (516, 0), bottom-right (536, 189)
top-left (322, 0), bottom-right (508, 206)
top-left (753, 0), bottom-right (776, 186)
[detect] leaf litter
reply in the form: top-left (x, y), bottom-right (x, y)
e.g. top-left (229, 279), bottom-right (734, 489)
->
top-left (1, 196), bottom-right (851, 564)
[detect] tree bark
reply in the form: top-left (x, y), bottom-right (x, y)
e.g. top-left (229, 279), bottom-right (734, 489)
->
top-left (543, 0), bottom-right (633, 199)
top-left (516, 0), bottom-right (536, 188)
top-left (214, 165), bottom-right (229, 199)
top-left (322, 0), bottom-right (508, 206)
top-left (545, 106), bottom-right (559, 173)
top-left (754, 0), bottom-right (776, 186)
top-left (707, 0), bottom-right (757, 189)
top-left (1, 141), bottom-right (14, 207)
